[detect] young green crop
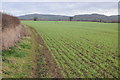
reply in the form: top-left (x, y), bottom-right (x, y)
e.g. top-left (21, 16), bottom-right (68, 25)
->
top-left (22, 21), bottom-right (118, 78)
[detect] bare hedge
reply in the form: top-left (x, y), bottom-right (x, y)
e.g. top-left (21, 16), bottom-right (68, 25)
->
top-left (1, 12), bottom-right (20, 30)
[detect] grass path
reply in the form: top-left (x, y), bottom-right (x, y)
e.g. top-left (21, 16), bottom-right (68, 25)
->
top-left (28, 26), bottom-right (62, 78)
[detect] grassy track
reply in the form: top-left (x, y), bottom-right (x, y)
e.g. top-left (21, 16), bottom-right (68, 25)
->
top-left (22, 21), bottom-right (118, 78)
top-left (2, 36), bottom-right (33, 78)
top-left (2, 27), bottom-right (50, 78)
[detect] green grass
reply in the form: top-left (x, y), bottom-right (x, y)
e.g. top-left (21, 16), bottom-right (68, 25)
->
top-left (2, 37), bottom-right (33, 78)
top-left (22, 21), bottom-right (118, 78)
top-left (2, 26), bottom-right (51, 78)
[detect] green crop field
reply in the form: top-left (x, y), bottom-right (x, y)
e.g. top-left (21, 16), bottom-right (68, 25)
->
top-left (22, 21), bottom-right (118, 78)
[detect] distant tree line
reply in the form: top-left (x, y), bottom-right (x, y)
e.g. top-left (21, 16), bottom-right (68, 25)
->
top-left (30, 16), bottom-right (120, 23)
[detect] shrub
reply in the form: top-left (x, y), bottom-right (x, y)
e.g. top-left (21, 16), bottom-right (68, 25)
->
top-left (1, 12), bottom-right (20, 30)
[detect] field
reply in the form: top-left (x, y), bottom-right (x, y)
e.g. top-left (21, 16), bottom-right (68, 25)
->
top-left (22, 21), bottom-right (118, 78)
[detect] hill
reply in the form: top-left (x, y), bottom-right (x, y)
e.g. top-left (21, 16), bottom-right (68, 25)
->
top-left (18, 13), bottom-right (118, 22)
top-left (73, 14), bottom-right (118, 22)
top-left (18, 14), bottom-right (69, 21)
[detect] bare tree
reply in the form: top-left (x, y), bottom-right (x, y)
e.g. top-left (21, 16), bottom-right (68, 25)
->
top-left (69, 17), bottom-right (73, 21)
top-left (34, 17), bottom-right (38, 21)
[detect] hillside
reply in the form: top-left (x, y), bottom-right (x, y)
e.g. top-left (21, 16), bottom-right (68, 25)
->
top-left (19, 14), bottom-right (69, 21)
top-left (18, 13), bottom-right (118, 22)
top-left (73, 14), bottom-right (118, 22)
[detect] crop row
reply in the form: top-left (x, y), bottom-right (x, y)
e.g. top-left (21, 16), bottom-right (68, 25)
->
top-left (41, 32), bottom-right (118, 78)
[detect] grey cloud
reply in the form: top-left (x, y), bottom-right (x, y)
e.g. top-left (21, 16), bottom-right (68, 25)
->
top-left (2, 2), bottom-right (118, 16)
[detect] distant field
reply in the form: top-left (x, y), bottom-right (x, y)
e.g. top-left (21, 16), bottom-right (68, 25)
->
top-left (22, 21), bottom-right (118, 78)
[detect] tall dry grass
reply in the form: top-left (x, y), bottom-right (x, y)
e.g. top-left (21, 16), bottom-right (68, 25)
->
top-left (1, 12), bottom-right (28, 50)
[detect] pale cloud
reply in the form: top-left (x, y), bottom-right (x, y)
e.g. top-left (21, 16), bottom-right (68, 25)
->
top-left (2, 2), bottom-right (118, 16)
top-left (2, 0), bottom-right (120, 2)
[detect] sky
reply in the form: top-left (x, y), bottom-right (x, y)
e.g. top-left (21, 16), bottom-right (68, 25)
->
top-left (1, 2), bottom-right (119, 16)
top-left (2, 0), bottom-right (120, 2)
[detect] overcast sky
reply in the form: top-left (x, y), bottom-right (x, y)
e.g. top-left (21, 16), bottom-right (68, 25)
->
top-left (1, 2), bottom-right (118, 16)
top-left (2, 0), bottom-right (119, 2)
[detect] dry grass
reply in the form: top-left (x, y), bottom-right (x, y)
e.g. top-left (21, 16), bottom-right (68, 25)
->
top-left (1, 12), bottom-right (28, 50)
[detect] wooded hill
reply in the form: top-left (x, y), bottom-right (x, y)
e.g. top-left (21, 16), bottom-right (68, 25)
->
top-left (19, 13), bottom-right (119, 23)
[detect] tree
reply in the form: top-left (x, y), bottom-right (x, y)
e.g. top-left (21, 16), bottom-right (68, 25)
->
top-left (34, 17), bottom-right (38, 21)
top-left (59, 19), bottom-right (61, 21)
top-left (99, 19), bottom-right (102, 22)
top-left (69, 17), bottom-right (73, 21)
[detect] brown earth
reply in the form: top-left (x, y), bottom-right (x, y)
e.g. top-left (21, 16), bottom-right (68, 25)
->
top-left (27, 26), bottom-right (62, 78)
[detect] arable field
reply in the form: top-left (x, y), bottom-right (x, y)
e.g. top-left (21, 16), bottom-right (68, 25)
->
top-left (22, 21), bottom-right (118, 78)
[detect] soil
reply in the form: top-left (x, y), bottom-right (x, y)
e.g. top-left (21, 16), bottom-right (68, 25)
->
top-left (28, 26), bottom-right (62, 78)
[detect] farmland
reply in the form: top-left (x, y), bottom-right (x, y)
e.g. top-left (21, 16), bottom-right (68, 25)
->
top-left (22, 21), bottom-right (118, 78)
